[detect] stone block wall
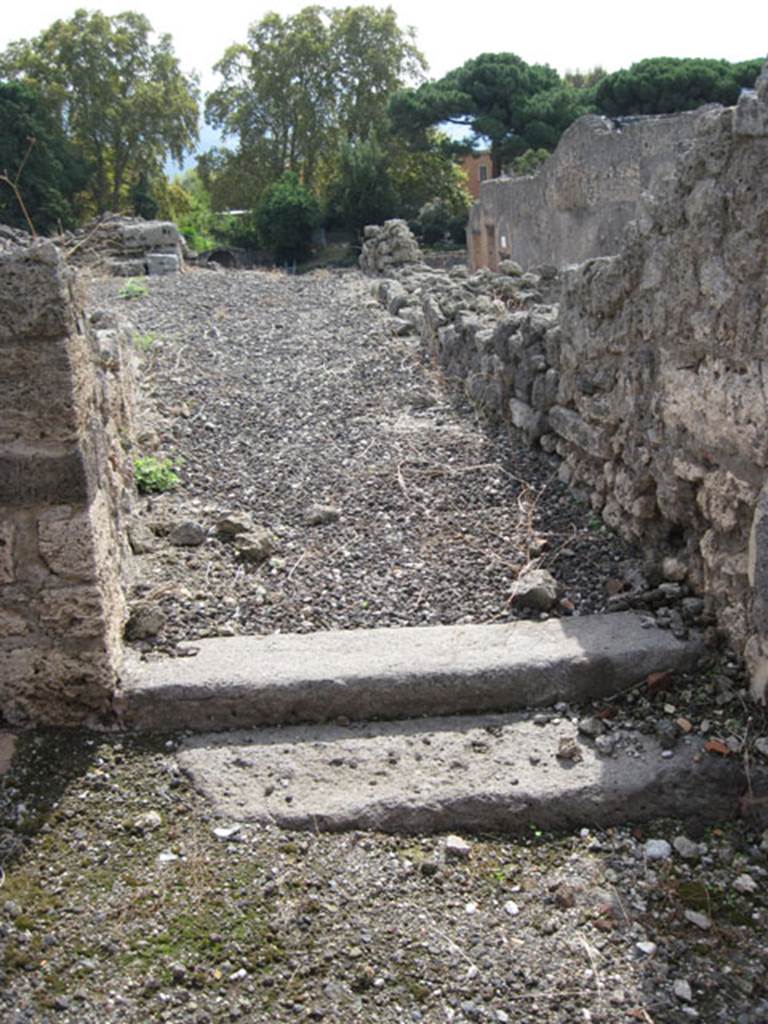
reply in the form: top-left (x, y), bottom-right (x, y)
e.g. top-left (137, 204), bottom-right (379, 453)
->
top-left (468, 109), bottom-right (701, 272)
top-left (369, 63), bottom-right (768, 700)
top-left (0, 241), bottom-right (135, 724)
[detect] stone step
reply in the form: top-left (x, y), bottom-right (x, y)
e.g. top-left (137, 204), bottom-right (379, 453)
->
top-left (177, 710), bottom-right (764, 835)
top-left (120, 613), bottom-right (701, 732)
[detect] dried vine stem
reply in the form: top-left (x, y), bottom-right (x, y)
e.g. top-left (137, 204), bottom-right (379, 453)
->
top-left (0, 136), bottom-right (38, 237)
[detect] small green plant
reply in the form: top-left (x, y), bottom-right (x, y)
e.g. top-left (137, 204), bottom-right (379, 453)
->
top-left (132, 331), bottom-right (157, 353)
top-left (118, 277), bottom-right (148, 299)
top-left (134, 456), bottom-right (179, 494)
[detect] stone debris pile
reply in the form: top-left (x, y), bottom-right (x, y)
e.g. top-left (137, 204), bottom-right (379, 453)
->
top-left (0, 214), bottom-right (185, 275)
top-left (65, 215), bottom-right (185, 277)
top-left (359, 218), bottom-right (422, 275)
top-left (0, 224), bottom-right (33, 252)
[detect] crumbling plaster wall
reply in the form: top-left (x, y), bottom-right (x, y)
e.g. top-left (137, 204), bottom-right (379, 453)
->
top-left (0, 241), bottom-right (135, 724)
top-left (469, 110), bottom-right (701, 272)
top-left (367, 62), bottom-right (768, 700)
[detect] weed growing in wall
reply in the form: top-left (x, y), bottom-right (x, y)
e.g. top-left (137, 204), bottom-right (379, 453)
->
top-left (134, 456), bottom-right (180, 494)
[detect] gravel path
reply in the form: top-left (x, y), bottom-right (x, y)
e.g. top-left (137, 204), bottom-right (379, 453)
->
top-left (0, 268), bottom-right (766, 1024)
top-left (90, 267), bottom-right (642, 651)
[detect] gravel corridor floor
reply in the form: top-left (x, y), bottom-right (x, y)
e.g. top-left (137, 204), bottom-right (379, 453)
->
top-left (1, 268), bottom-right (766, 1023)
top-left (94, 267), bottom-right (646, 650)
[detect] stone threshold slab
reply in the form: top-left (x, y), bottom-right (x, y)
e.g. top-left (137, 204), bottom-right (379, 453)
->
top-left (119, 613), bottom-right (701, 732)
top-left (177, 711), bottom-right (765, 834)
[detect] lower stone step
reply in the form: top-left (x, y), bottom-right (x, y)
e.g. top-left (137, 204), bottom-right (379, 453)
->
top-left (120, 612), bottom-right (701, 732)
top-left (177, 710), bottom-right (765, 834)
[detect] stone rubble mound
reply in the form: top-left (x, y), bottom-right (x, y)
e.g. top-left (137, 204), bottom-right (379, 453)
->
top-left (359, 218), bottom-right (422, 274)
top-left (0, 223), bottom-right (34, 252)
top-left (64, 214), bottom-right (185, 277)
top-left (0, 214), bottom-right (185, 275)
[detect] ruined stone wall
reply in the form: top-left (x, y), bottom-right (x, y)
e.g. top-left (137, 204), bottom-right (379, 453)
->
top-left (556, 74), bottom-right (768, 701)
top-left (369, 65), bottom-right (768, 700)
top-left (469, 110), bottom-right (701, 272)
top-left (0, 241), bottom-right (135, 724)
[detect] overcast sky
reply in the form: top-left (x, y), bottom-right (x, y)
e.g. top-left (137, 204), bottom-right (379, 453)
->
top-left (3, 0), bottom-right (766, 93)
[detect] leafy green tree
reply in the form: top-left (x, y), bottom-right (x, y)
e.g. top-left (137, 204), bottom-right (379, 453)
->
top-left (326, 135), bottom-right (399, 237)
top-left (155, 170), bottom-right (218, 252)
top-left (0, 80), bottom-right (87, 232)
top-left (390, 141), bottom-right (470, 222)
top-left (563, 67), bottom-right (607, 90)
top-left (254, 172), bottom-right (320, 262)
top-left (205, 5), bottom-right (425, 199)
top-left (390, 53), bottom-right (592, 175)
top-left (0, 9), bottom-right (199, 213)
top-left (511, 148), bottom-right (551, 176)
top-left (595, 57), bottom-right (764, 116)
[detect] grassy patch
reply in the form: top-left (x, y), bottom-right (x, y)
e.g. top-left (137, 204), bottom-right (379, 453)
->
top-left (118, 277), bottom-right (149, 299)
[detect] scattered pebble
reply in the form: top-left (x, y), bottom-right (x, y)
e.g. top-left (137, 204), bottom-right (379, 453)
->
top-left (644, 839), bottom-right (672, 860)
top-left (445, 835), bottom-right (472, 861)
top-left (673, 836), bottom-right (701, 860)
top-left (733, 874), bottom-right (758, 894)
top-left (684, 910), bottom-right (711, 930)
top-left (213, 824), bottom-right (241, 840)
top-left (636, 941), bottom-right (657, 956)
top-left (132, 810), bottom-right (162, 832)
top-left (674, 979), bottom-right (693, 1002)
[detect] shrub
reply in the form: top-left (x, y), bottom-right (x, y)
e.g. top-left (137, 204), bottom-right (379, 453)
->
top-left (416, 199), bottom-right (456, 245)
top-left (254, 172), bottom-right (320, 262)
top-left (134, 456), bottom-right (179, 494)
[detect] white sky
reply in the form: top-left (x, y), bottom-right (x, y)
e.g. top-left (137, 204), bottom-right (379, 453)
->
top-left (3, 0), bottom-right (766, 94)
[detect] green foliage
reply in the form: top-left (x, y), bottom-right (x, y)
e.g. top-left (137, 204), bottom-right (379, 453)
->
top-left (132, 331), bottom-right (157, 353)
top-left (326, 135), bottom-right (399, 237)
top-left (0, 10), bottom-right (199, 214)
top-left (562, 67), bottom-right (608, 90)
top-left (155, 170), bottom-right (218, 252)
top-left (511, 148), bottom-right (550, 176)
top-left (390, 53), bottom-right (593, 174)
top-left (254, 172), bottom-right (319, 261)
top-left (204, 5), bottom-right (425, 206)
top-left (130, 171), bottom-right (159, 220)
top-left (118, 278), bottom-right (148, 300)
top-left (416, 199), bottom-right (460, 245)
top-left (595, 57), bottom-right (764, 116)
top-left (389, 137), bottom-right (471, 222)
top-left (0, 80), bottom-right (88, 232)
top-left (134, 456), bottom-right (179, 494)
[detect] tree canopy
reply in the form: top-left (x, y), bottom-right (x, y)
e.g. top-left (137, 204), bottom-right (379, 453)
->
top-left (0, 80), bottom-right (88, 233)
top-left (389, 53), bottom-right (593, 175)
top-left (205, 5), bottom-right (426, 195)
top-left (0, 9), bottom-right (199, 213)
top-left (595, 57), bottom-right (765, 116)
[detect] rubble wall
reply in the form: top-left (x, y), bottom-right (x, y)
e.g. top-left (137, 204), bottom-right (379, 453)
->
top-left (369, 65), bottom-right (768, 700)
top-left (0, 241), bottom-right (135, 724)
top-left (468, 110), bottom-right (701, 271)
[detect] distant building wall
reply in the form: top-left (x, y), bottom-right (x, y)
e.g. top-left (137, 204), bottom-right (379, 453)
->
top-left (469, 111), bottom-right (702, 271)
top-left (460, 152), bottom-right (494, 201)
